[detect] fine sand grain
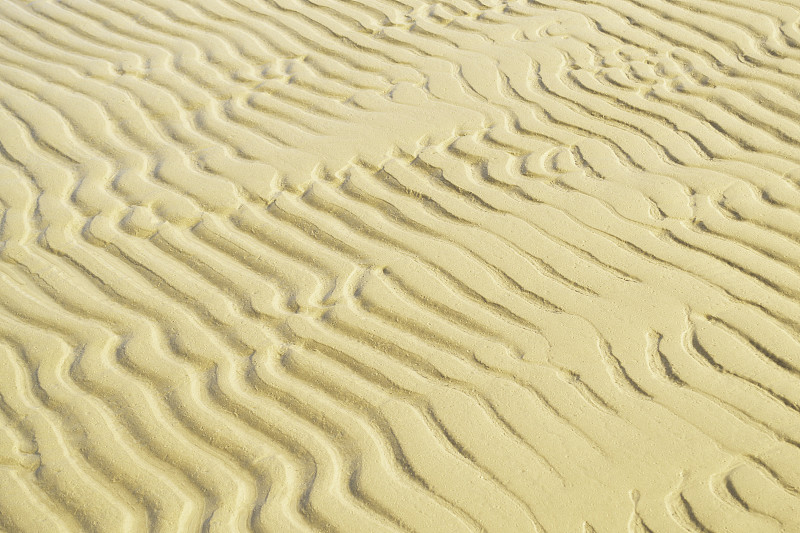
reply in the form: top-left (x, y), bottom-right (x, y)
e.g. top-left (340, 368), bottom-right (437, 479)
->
top-left (1, 0), bottom-right (800, 531)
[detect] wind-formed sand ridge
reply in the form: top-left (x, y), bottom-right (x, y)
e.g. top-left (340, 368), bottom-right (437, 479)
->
top-left (1, 0), bottom-right (800, 531)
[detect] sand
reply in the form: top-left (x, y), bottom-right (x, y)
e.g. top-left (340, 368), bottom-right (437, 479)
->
top-left (0, 0), bottom-right (799, 530)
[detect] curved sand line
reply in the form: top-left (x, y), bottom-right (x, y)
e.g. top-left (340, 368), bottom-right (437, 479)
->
top-left (1, 0), bottom-right (799, 530)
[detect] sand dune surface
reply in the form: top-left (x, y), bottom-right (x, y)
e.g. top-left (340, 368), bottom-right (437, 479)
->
top-left (1, 0), bottom-right (800, 531)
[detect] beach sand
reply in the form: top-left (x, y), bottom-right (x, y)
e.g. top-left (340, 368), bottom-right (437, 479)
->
top-left (1, 0), bottom-right (799, 530)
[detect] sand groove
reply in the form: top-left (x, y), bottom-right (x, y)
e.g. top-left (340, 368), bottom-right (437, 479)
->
top-left (1, 0), bottom-right (800, 531)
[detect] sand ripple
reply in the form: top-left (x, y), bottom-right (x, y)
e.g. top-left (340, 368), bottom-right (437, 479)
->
top-left (1, 0), bottom-right (799, 530)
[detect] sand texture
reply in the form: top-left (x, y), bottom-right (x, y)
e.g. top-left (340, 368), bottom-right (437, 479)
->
top-left (1, 0), bottom-right (800, 530)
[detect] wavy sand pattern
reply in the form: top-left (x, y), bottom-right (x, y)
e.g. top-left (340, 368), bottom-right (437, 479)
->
top-left (1, 0), bottom-right (800, 530)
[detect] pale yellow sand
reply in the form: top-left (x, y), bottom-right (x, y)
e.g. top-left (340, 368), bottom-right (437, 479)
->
top-left (1, 0), bottom-right (800, 531)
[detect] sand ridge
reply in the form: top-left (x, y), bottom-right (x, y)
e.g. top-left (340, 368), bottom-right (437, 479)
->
top-left (0, 0), bottom-right (799, 530)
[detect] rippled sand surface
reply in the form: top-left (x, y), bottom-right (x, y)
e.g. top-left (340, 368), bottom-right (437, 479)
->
top-left (1, 0), bottom-right (800, 531)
